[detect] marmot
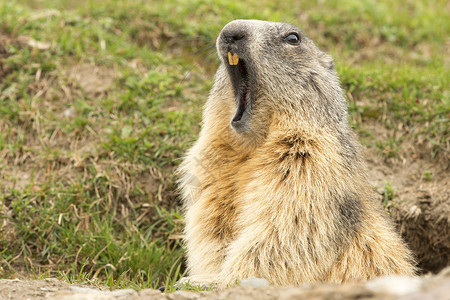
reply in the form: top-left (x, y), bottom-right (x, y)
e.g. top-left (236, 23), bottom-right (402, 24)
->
top-left (178, 20), bottom-right (416, 288)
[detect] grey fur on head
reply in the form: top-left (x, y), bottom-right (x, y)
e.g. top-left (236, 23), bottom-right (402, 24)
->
top-left (214, 20), bottom-right (347, 141)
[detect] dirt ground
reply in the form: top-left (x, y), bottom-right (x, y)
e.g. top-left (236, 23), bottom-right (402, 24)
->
top-left (1, 268), bottom-right (449, 300)
top-left (363, 132), bottom-right (449, 274)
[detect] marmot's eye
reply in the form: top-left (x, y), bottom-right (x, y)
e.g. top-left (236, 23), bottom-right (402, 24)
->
top-left (285, 33), bottom-right (301, 45)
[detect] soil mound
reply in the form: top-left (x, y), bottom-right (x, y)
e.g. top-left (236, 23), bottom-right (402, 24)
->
top-left (392, 191), bottom-right (450, 273)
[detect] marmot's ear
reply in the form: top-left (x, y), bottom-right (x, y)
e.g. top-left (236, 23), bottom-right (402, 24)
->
top-left (319, 53), bottom-right (335, 70)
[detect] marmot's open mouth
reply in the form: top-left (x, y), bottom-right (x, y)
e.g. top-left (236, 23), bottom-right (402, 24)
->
top-left (227, 52), bottom-right (250, 123)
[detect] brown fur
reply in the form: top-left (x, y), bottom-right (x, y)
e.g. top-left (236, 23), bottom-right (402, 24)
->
top-left (178, 20), bottom-right (416, 288)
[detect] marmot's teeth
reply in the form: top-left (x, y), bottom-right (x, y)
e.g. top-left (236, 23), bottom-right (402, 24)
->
top-left (228, 52), bottom-right (239, 65)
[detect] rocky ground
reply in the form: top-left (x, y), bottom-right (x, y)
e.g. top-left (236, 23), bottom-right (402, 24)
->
top-left (1, 267), bottom-right (449, 300)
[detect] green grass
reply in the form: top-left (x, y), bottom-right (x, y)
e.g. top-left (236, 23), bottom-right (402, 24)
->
top-left (382, 181), bottom-right (395, 209)
top-left (0, 0), bottom-right (448, 290)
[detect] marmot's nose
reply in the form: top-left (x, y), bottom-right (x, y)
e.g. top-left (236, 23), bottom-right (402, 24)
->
top-left (222, 29), bottom-right (246, 44)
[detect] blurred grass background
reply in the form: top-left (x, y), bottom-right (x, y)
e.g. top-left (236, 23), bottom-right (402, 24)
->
top-left (0, 0), bottom-right (448, 289)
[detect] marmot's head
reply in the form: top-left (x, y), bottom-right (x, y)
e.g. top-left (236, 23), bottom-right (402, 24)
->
top-left (215, 20), bottom-right (347, 141)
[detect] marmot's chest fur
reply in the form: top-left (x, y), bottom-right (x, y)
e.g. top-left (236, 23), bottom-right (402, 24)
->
top-left (178, 20), bottom-right (416, 288)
